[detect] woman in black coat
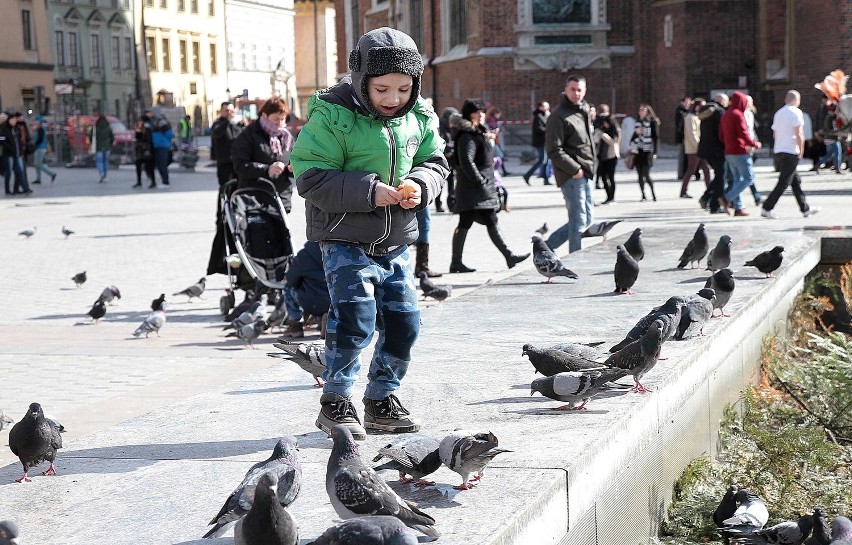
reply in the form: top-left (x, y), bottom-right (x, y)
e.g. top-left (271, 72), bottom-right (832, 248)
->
top-left (449, 99), bottom-right (529, 273)
top-left (231, 97), bottom-right (295, 212)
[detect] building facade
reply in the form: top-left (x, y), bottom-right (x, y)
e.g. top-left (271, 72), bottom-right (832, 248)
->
top-left (294, 0), bottom-right (337, 117)
top-left (1, 0), bottom-right (57, 115)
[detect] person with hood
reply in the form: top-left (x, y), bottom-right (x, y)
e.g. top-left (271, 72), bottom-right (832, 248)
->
top-left (697, 93), bottom-right (729, 213)
top-left (30, 115), bottom-right (57, 184)
top-left (290, 27), bottom-right (447, 440)
top-left (719, 91), bottom-right (762, 216)
top-left (523, 101), bottom-right (552, 185)
top-left (89, 112), bottom-right (115, 183)
top-left (449, 98), bottom-right (530, 273)
top-left (150, 114), bottom-right (173, 187)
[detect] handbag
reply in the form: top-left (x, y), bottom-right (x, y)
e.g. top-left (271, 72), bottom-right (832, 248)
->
top-left (624, 152), bottom-right (636, 170)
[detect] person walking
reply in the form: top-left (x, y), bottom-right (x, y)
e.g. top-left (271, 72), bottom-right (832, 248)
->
top-left (697, 93), bottom-right (729, 213)
top-left (816, 101), bottom-right (846, 174)
top-left (90, 112), bottom-right (114, 183)
top-left (178, 114), bottom-right (192, 147)
top-left (523, 101), bottom-right (551, 185)
top-left (719, 92), bottom-right (761, 216)
top-left (543, 75), bottom-right (595, 253)
top-left (761, 90), bottom-right (820, 219)
top-left (675, 96), bottom-right (692, 180)
top-left (679, 99), bottom-right (711, 198)
top-left (30, 116), bottom-right (57, 184)
top-left (437, 106), bottom-right (459, 212)
top-left (210, 102), bottom-right (243, 186)
top-left (150, 115), bottom-right (174, 187)
top-left (0, 113), bottom-right (31, 195)
top-left (633, 104), bottom-right (660, 201)
top-left (132, 112), bottom-right (155, 188)
top-left (290, 27), bottom-right (447, 440)
top-left (594, 113), bottom-right (620, 204)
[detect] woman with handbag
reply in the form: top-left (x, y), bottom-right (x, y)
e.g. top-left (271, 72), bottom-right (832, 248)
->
top-left (633, 104), bottom-right (660, 201)
top-left (594, 114), bottom-right (620, 204)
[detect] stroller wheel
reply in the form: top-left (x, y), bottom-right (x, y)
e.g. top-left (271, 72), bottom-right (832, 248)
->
top-left (219, 293), bottom-right (235, 315)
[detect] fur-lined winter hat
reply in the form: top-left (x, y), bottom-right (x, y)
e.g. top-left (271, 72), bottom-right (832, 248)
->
top-left (348, 27), bottom-right (424, 119)
top-left (461, 98), bottom-right (487, 120)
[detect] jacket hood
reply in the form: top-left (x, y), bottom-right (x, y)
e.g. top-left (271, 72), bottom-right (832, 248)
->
top-left (728, 92), bottom-right (749, 112)
top-left (453, 116), bottom-right (481, 135)
top-left (348, 27), bottom-right (424, 121)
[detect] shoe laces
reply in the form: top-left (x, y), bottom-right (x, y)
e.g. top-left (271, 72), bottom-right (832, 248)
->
top-left (327, 398), bottom-right (360, 421)
top-left (374, 394), bottom-right (410, 418)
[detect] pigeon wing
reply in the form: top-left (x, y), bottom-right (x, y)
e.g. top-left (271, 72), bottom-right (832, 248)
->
top-left (334, 465), bottom-right (402, 516)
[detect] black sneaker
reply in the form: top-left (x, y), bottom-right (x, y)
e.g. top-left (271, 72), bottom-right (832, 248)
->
top-left (363, 394), bottom-right (420, 433)
top-left (317, 393), bottom-right (365, 440)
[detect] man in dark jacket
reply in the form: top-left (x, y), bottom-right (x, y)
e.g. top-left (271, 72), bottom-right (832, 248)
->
top-left (0, 113), bottom-right (31, 195)
top-left (544, 75), bottom-right (595, 253)
top-left (210, 102), bottom-right (242, 186)
top-left (675, 96), bottom-right (692, 178)
top-left (697, 94), bottom-right (729, 213)
top-left (523, 101), bottom-right (551, 185)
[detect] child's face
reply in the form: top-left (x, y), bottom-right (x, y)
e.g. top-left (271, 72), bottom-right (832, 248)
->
top-left (367, 73), bottom-right (413, 116)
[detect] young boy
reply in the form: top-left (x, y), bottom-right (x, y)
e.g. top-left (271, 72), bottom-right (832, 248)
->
top-left (290, 27), bottom-right (447, 440)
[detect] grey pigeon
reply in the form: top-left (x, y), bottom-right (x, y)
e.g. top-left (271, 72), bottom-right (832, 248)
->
top-left (0, 409), bottom-right (13, 432)
top-left (72, 270), bottom-right (87, 287)
top-left (44, 414), bottom-right (66, 433)
top-left (0, 520), bottom-right (19, 541)
top-left (173, 277), bottom-right (206, 301)
top-left (133, 305), bottom-right (167, 338)
top-left (18, 227), bottom-right (36, 238)
top-left (535, 222), bottom-right (548, 235)
top-left (439, 430), bottom-right (510, 490)
top-left (622, 228), bottom-right (643, 261)
top-left (310, 516), bottom-right (419, 545)
top-left (522, 344), bottom-right (608, 376)
top-left (718, 488), bottom-right (769, 536)
top-left (530, 367), bottom-right (629, 410)
top-left (204, 437), bottom-right (301, 539)
top-left (712, 485), bottom-right (739, 527)
top-left (730, 514), bottom-right (813, 545)
top-left (604, 321), bottom-right (663, 392)
top-left (86, 299), bottom-right (107, 323)
top-left (705, 268), bottom-right (736, 317)
top-left (270, 340), bottom-right (325, 386)
top-left (233, 471), bottom-right (299, 545)
top-left (707, 235), bottom-right (733, 272)
top-left (745, 246), bottom-right (784, 277)
top-left (326, 425), bottom-right (439, 538)
top-left (225, 294), bottom-right (269, 330)
top-left (228, 319), bottom-right (267, 348)
top-left (609, 296), bottom-right (685, 352)
top-left (8, 402), bottom-right (62, 483)
top-left (265, 295), bottom-right (289, 331)
top-left (805, 508), bottom-right (831, 545)
top-left (677, 223), bottom-right (709, 269)
top-left (531, 234), bottom-right (578, 283)
top-left (61, 226), bottom-right (74, 238)
top-left (98, 285), bottom-right (122, 305)
top-left (832, 516), bottom-right (852, 542)
top-left (418, 272), bottom-right (451, 301)
top-left (532, 341), bottom-right (607, 361)
top-left (151, 293), bottom-right (166, 311)
top-left (614, 244), bottom-right (639, 295)
top-left (675, 288), bottom-right (716, 340)
top-left (582, 219), bottom-right (622, 240)
top-left (226, 290), bottom-right (256, 322)
top-left (372, 434), bottom-right (442, 486)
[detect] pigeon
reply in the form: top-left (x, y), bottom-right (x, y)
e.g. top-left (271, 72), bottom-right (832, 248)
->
top-left (624, 228), bottom-right (644, 261)
top-left (225, 294), bottom-right (269, 330)
top-left (72, 271), bottom-right (87, 288)
top-left (18, 227), bottom-right (36, 238)
top-left (204, 437), bottom-right (302, 539)
top-left (707, 235), bottom-right (733, 272)
top-left (717, 488), bottom-right (769, 535)
top-left (326, 425), bottom-right (439, 538)
top-left (438, 430), bottom-right (511, 490)
top-left (730, 514), bottom-right (813, 545)
top-left (805, 508), bottom-right (831, 545)
top-left (227, 290), bottom-right (257, 322)
top-left (270, 340), bottom-right (326, 386)
top-left (265, 295), bottom-right (289, 331)
top-left (173, 277), bottom-right (206, 301)
top-left (522, 344), bottom-right (608, 376)
top-left (614, 244), bottom-right (640, 295)
top-left (705, 268), bottom-right (736, 317)
top-left (677, 223), bottom-right (709, 269)
top-left (745, 246), bottom-right (784, 277)
top-left (582, 219), bottom-right (622, 240)
top-left (228, 319), bottom-right (267, 348)
top-left (8, 402), bottom-right (63, 483)
top-left (0, 520), bottom-right (19, 542)
top-left (0, 409), bottom-right (14, 432)
top-left (604, 321), bottom-right (663, 393)
top-left (832, 516), bottom-right (852, 542)
top-left (150, 293), bottom-right (166, 311)
top-left (531, 234), bottom-right (578, 283)
top-left (44, 414), bottom-right (66, 433)
top-left (712, 485), bottom-right (739, 527)
top-left (675, 288), bottom-right (716, 340)
top-left (232, 471), bottom-right (299, 545)
top-left (372, 434), bottom-right (442, 486)
top-left (133, 305), bottom-right (167, 338)
top-left (535, 222), bottom-right (549, 235)
top-left (418, 272), bottom-right (451, 301)
top-left (530, 341), bottom-right (607, 361)
top-left (61, 226), bottom-right (74, 238)
top-left (87, 299), bottom-right (107, 323)
top-left (609, 296), bottom-right (685, 352)
top-left (530, 367), bottom-right (630, 410)
top-left (310, 516), bottom-right (419, 545)
top-left (98, 285), bottom-right (122, 305)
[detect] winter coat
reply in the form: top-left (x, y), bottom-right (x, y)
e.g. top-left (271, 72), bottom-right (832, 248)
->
top-left (594, 122), bottom-right (621, 160)
top-left (91, 118), bottom-right (114, 152)
top-left (453, 118), bottom-right (499, 212)
top-left (720, 91), bottom-right (759, 155)
top-left (683, 112), bottom-right (701, 155)
top-left (290, 81), bottom-right (447, 255)
top-left (134, 120), bottom-right (153, 160)
top-left (545, 93), bottom-right (595, 186)
top-left (0, 123), bottom-right (22, 157)
top-left (531, 108), bottom-right (548, 147)
top-left (210, 116), bottom-right (242, 164)
top-left (231, 119), bottom-right (295, 212)
top-left (697, 101), bottom-right (725, 160)
top-left (285, 241), bottom-right (330, 317)
top-left (150, 118), bottom-right (174, 150)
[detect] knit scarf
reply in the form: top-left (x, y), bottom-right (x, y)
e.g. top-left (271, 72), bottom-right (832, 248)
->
top-left (258, 116), bottom-right (294, 157)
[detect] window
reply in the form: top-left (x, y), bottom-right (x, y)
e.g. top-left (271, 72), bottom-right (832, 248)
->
top-left (251, 44), bottom-right (257, 71)
top-left (239, 43), bottom-right (246, 70)
top-left (192, 40), bottom-right (200, 73)
top-left (161, 37), bottom-right (171, 71)
top-left (408, 0), bottom-right (423, 50)
top-left (91, 33), bottom-right (101, 68)
top-left (22, 10), bottom-right (34, 50)
top-left (55, 31), bottom-right (65, 66)
top-left (533, 0), bottom-right (590, 24)
top-left (146, 35), bottom-right (156, 70)
top-left (349, 0), bottom-right (359, 51)
top-left (664, 15), bottom-right (673, 48)
top-left (110, 0), bottom-right (119, 8)
top-left (144, 0), bottom-right (153, 6)
top-left (448, 0), bottom-right (467, 48)
top-left (111, 35), bottom-right (120, 69)
top-left (69, 32), bottom-right (79, 66)
top-left (209, 43), bottom-right (217, 74)
top-left (208, 0), bottom-right (214, 16)
top-left (189, 82), bottom-right (197, 94)
top-left (177, 0), bottom-right (184, 11)
top-left (179, 39), bottom-right (188, 73)
top-left (190, 0), bottom-right (198, 14)
top-left (160, 0), bottom-right (167, 8)
top-left (124, 37), bottom-right (132, 68)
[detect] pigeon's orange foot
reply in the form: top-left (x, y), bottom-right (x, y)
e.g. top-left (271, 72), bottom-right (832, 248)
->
top-left (43, 463), bottom-right (57, 476)
top-left (16, 474), bottom-right (32, 483)
top-left (453, 482), bottom-right (475, 490)
top-left (415, 479), bottom-right (436, 487)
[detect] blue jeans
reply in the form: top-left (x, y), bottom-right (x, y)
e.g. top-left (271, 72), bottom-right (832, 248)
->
top-left (4, 156), bottom-right (28, 193)
top-left (320, 242), bottom-right (419, 400)
top-left (282, 285), bottom-right (303, 322)
top-left (723, 154), bottom-right (755, 211)
top-left (818, 140), bottom-right (842, 170)
top-left (415, 207), bottom-right (430, 244)
top-left (153, 148), bottom-right (170, 185)
top-left (545, 177), bottom-right (593, 253)
top-left (524, 146), bottom-right (548, 181)
top-left (34, 148), bottom-right (56, 181)
top-left (96, 150), bottom-right (110, 178)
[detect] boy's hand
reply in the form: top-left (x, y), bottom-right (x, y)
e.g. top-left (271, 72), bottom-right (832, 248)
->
top-left (374, 182), bottom-right (403, 207)
top-left (398, 180), bottom-right (421, 209)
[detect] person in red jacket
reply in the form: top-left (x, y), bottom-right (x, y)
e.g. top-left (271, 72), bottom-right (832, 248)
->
top-left (718, 91), bottom-right (762, 216)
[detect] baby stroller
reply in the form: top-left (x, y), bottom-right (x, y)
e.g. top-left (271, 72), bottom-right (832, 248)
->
top-left (218, 178), bottom-right (294, 315)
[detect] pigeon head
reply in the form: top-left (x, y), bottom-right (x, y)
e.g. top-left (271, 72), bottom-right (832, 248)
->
top-left (521, 343), bottom-right (534, 356)
top-left (530, 377), bottom-right (547, 396)
top-left (796, 513), bottom-right (814, 536)
top-left (0, 520), bottom-right (19, 539)
top-left (832, 516), bottom-right (852, 540)
top-left (418, 271), bottom-right (428, 280)
top-left (198, 277), bottom-right (207, 284)
top-left (272, 436), bottom-right (300, 462)
top-left (771, 246), bottom-right (784, 255)
top-left (531, 234), bottom-right (543, 243)
top-left (697, 288), bottom-right (716, 301)
top-left (330, 424), bottom-right (360, 459)
top-left (255, 471), bottom-right (279, 504)
top-left (720, 235), bottom-right (732, 246)
top-left (26, 402), bottom-right (44, 420)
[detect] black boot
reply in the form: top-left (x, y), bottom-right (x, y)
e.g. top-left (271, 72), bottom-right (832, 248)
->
top-left (486, 224), bottom-right (530, 269)
top-left (414, 242), bottom-right (442, 277)
top-left (449, 228), bottom-right (476, 273)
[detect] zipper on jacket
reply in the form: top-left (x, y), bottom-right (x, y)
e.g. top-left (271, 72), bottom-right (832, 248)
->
top-left (368, 122), bottom-right (397, 252)
top-left (329, 213), bottom-right (347, 232)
